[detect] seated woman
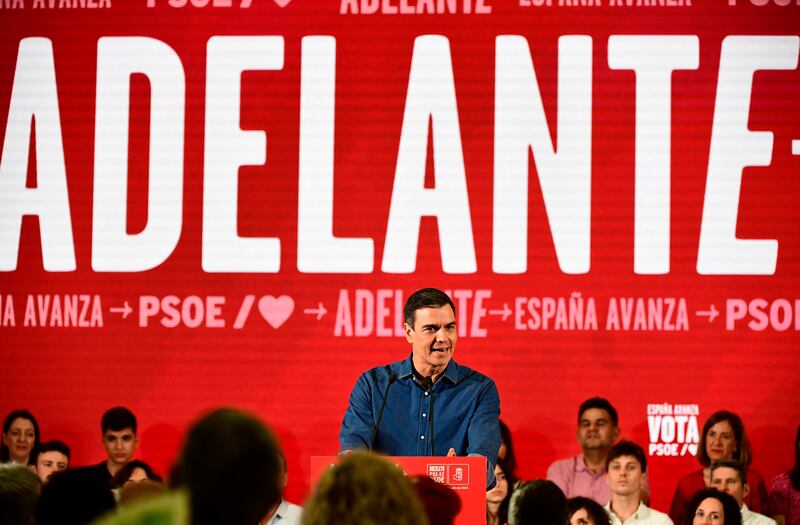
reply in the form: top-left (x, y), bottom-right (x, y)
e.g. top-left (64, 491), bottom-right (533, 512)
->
top-left (110, 459), bottom-right (163, 489)
top-left (670, 411), bottom-right (768, 523)
top-left (686, 488), bottom-right (742, 525)
top-left (487, 457), bottom-right (516, 525)
top-left (767, 425), bottom-right (800, 525)
top-left (567, 496), bottom-right (611, 525)
top-left (1, 409), bottom-right (40, 466)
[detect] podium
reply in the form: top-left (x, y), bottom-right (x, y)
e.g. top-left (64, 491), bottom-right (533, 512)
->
top-left (310, 455), bottom-right (486, 525)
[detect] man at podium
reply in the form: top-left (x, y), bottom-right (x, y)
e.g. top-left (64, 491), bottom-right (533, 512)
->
top-left (339, 287), bottom-right (501, 489)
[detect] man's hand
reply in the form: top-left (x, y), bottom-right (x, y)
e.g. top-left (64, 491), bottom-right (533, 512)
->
top-left (447, 448), bottom-right (456, 457)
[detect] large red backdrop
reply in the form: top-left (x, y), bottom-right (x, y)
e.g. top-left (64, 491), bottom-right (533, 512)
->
top-left (1, 0), bottom-right (799, 513)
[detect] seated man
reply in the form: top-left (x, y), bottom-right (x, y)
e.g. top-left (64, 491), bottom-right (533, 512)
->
top-left (82, 406), bottom-right (140, 487)
top-left (34, 440), bottom-right (71, 483)
top-left (547, 397), bottom-right (622, 505)
top-left (604, 440), bottom-right (672, 525)
top-left (711, 459), bottom-right (777, 525)
top-left (261, 449), bottom-right (302, 525)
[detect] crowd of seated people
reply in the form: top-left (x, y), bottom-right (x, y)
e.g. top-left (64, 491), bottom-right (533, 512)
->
top-left (1, 403), bottom-right (798, 525)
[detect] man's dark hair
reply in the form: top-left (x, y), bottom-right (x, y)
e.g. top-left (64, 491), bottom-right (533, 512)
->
top-left (508, 479), bottom-right (568, 525)
top-left (710, 459), bottom-right (747, 484)
top-left (0, 464), bottom-right (41, 525)
top-left (33, 440), bottom-right (71, 463)
top-left (577, 397), bottom-right (619, 427)
top-left (684, 488), bottom-right (742, 525)
top-left (1, 410), bottom-right (40, 464)
top-left (567, 497), bottom-right (611, 525)
top-left (403, 288), bottom-right (456, 327)
top-left (101, 406), bottom-right (137, 434)
top-left (697, 410), bottom-right (751, 468)
top-left (176, 408), bottom-right (281, 525)
top-left (36, 467), bottom-right (115, 525)
top-left (606, 440), bottom-right (647, 473)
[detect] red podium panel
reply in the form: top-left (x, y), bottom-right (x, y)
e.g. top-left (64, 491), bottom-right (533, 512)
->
top-left (310, 455), bottom-right (487, 525)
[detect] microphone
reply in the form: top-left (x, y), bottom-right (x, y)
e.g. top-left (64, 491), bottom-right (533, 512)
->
top-left (369, 371), bottom-right (397, 452)
top-left (423, 376), bottom-right (435, 455)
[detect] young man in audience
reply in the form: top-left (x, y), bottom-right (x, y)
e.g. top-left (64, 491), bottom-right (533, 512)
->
top-left (604, 440), bottom-right (671, 525)
top-left (711, 459), bottom-right (777, 525)
top-left (34, 440), bottom-right (70, 482)
top-left (547, 397), bottom-right (623, 504)
top-left (82, 406), bottom-right (139, 487)
top-left (260, 449), bottom-right (302, 525)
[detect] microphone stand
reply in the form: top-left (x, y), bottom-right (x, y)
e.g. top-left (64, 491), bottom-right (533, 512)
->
top-left (369, 372), bottom-right (397, 452)
top-left (424, 376), bottom-right (435, 455)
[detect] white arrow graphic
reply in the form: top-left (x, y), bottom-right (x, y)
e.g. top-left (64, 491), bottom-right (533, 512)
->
top-left (303, 302), bottom-right (327, 320)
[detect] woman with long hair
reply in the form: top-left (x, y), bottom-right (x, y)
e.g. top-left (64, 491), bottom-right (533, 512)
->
top-left (669, 410), bottom-right (768, 523)
top-left (487, 457), bottom-right (516, 525)
top-left (1, 409), bottom-right (40, 466)
top-left (767, 425), bottom-right (800, 525)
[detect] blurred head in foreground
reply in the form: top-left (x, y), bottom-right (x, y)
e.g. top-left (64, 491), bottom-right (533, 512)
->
top-left (411, 474), bottom-right (461, 525)
top-left (176, 408), bottom-right (282, 525)
top-left (302, 452), bottom-right (429, 525)
top-left (508, 479), bottom-right (568, 525)
top-left (0, 464), bottom-right (41, 525)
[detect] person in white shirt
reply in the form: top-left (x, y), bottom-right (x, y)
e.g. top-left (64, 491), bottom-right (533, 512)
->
top-left (604, 440), bottom-right (672, 525)
top-left (711, 459), bottom-right (777, 525)
top-left (260, 449), bottom-right (302, 525)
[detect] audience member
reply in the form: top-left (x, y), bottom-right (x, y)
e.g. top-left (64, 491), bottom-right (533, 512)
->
top-left (36, 467), bottom-right (116, 525)
top-left (118, 479), bottom-right (167, 507)
top-left (260, 449), bottom-right (303, 525)
top-left (111, 459), bottom-right (163, 491)
top-left (0, 463), bottom-right (41, 525)
top-left (569, 496), bottom-right (612, 525)
top-left (176, 407), bottom-right (282, 525)
top-left (508, 479), bottom-right (568, 525)
top-left (34, 439), bottom-right (71, 482)
top-left (81, 406), bottom-right (140, 488)
top-left (604, 440), bottom-right (672, 525)
top-left (767, 425), bottom-right (800, 525)
top-left (1, 409), bottom-right (40, 466)
top-left (411, 475), bottom-right (462, 525)
top-left (499, 419), bottom-right (518, 478)
top-left (547, 397), bottom-right (623, 504)
top-left (711, 460), bottom-right (776, 525)
top-left (686, 488), bottom-right (742, 525)
top-left (487, 456), bottom-right (515, 525)
top-left (670, 411), bottom-right (768, 523)
top-left (301, 452), bottom-right (429, 525)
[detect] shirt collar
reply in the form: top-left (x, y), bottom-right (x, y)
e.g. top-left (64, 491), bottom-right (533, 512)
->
top-left (575, 454), bottom-right (607, 474)
top-left (397, 355), bottom-right (460, 384)
top-left (604, 501), bottom-right (650, 521)
top-left (274, 499), bottom-right (289, 519)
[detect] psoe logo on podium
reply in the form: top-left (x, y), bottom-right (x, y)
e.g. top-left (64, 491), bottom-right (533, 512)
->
top-left (427, 464), bottom-right (447, 483)
top-left (448, 464), bottom-right (469, 486)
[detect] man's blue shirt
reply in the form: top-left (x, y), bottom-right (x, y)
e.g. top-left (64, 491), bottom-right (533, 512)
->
top-left (339, 355), bottom-right (501, 488)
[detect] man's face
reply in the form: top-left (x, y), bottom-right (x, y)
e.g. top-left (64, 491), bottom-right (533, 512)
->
top-left (711, 466), bottom-right (748, 507)
top-left (577, 408), bottom-right (619, 453)
top-left (102, 428), bottom-right (138, 466)
top-left (606, 455), bottom-right (645, 497)
top-left (36, 451), bottom-right (69, 482)
top-left (404, 305), bottom-right (457, 373)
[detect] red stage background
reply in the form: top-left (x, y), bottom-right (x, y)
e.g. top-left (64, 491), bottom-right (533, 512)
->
top-left (1, 0), bottom-right (799, 514)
